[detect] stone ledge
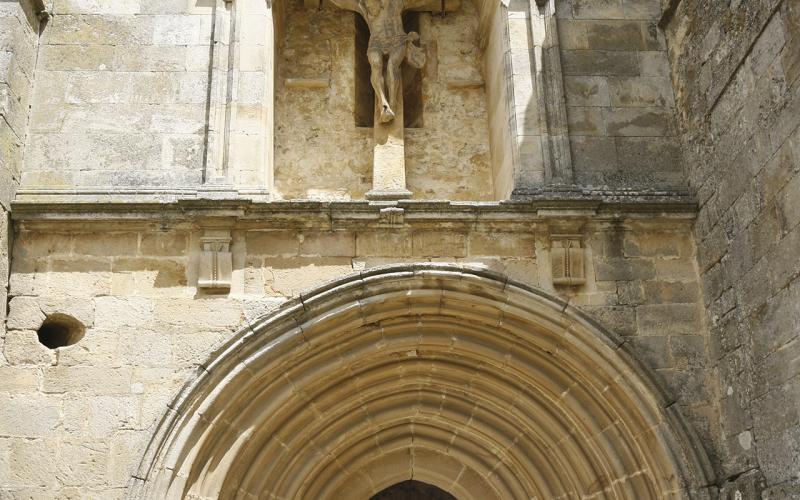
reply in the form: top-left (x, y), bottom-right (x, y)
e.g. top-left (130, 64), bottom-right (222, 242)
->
top-left (11, 191), bottom-right (697, 226)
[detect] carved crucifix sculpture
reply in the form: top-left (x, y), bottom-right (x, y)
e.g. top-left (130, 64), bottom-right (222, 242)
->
top-left (328, 0), bottom-right (428, 123)
top-left (316, 0), bottom-right (457, 199)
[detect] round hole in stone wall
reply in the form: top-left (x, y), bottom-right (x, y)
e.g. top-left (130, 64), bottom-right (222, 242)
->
top-left (37, 314), bottom-right (86, 349)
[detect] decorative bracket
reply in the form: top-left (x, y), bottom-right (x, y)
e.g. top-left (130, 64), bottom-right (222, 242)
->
top-left (378, 207), bottom-right (405, 226)
top-left (198, 230), bottom-right (233, 292)
top-left (551, 234), bottom-right (586, 286)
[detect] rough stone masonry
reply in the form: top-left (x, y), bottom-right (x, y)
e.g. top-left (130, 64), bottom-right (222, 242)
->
top-left (0, 0), bottom-right (798, 498)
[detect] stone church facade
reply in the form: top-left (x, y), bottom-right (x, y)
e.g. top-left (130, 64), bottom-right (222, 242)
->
top-left (0, 0), bottom-right (798, 498)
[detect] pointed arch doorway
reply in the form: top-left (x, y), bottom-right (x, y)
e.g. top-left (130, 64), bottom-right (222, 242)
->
top-left (130, 265), bottom-right (711, 499)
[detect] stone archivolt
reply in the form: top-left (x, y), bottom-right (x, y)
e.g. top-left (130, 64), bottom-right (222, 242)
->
top-left (131, 265), bottom-right (710, 499)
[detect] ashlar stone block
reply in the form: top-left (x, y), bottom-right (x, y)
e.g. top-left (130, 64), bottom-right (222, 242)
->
top-left (412, 231), bottom-right (467, 257)
top-left (565, 76), bottom-right (611, 107)
top-left (6, 296), bottom-right (45, 330)
top-left (3, 330), bottom-right (55, 365)
top-left (0, 394), bottom-right (60, 437)
top-left (468, 231), bottom-right (535, 257)
top-left (585, 21), bottom-right (648, 50)
top-left (603, 107), bottom-right (673, 136)
top-left (356, 232), bottom-right (412, 257)
top-left (636, 303), bottom-right (702, 336)
top-left (609, 76), bottom-right (676, 108)
top-left (6, 439), bottom-right (59, 488)
top-left (562, 50), bottom-right (640, 76)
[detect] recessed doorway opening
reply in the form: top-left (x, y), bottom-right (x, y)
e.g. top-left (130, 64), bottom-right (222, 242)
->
top-left (370, 480), bottom-right (457, 500)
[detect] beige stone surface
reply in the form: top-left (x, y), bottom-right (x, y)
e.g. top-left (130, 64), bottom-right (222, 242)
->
top-left (0, 209), bottom-right (716, 497)
top-left (558, 2), bottom-right (684, 189)
top-left (2, 0), bottom-right (795, 498)
top-left (123, 265), bottom-right (709, 499)
top-left (273, 0), bottom-right (492, 201)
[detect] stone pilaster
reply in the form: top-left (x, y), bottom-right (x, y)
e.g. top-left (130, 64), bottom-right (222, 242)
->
top-left (204, 0), bottom-right (274, 200)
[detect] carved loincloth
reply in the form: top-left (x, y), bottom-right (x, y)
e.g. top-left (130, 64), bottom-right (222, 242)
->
top-left (368, 33), bottom-right (412, 53)
top-left (367, 32), bottom-right (426, 69)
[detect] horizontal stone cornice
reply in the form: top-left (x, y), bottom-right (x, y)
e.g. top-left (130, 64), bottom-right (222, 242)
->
top-left (11, 191), bottom-right (697, 229)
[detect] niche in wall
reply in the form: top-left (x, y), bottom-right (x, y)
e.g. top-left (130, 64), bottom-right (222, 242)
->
top-left (272, 0), bottom-right (499, 201)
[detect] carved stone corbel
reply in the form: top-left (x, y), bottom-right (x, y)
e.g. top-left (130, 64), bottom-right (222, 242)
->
top-left (551, 234), bottom-right (586, 286)
top-left (379, 207), bottom-right (405, 226)
top-left (198, 230), bottom-right (233, 292)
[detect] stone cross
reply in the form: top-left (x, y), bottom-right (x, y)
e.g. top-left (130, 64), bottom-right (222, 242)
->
top-left (321, 0), bottom-right (459, 200)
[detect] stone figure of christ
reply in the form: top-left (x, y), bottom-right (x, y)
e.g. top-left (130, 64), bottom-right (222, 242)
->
top-left (328, 0), bottom-right (428, 123)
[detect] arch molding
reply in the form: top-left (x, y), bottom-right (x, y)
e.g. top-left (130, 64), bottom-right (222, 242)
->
top-left (130, 264), bottom-right (712, 499)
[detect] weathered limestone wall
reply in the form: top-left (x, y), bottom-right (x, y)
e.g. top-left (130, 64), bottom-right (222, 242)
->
top-left (274, 1), bottom-right (493, 201)
top-left (273, 1), bottom-right (371, 200)
top-left (406, 2), bottom-right (492, 199)
top-left (558, 0), bottom-right (684, 189)
top-left (1, 1), bottom-right (40, 335)
top-left (664, 0), bottom-right (800, 495)
top-left (15, 0), bottom-right (691, 202)
top-left (2, 0), bottom-right (766, 496)
top-left (22, 1), bottom-right (214, 192)
top-left (0, 207), bottom-right (711, 497)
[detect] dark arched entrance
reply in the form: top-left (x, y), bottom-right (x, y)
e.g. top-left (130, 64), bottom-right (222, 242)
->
top-left (371, 480), bottom-right (456, 500)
